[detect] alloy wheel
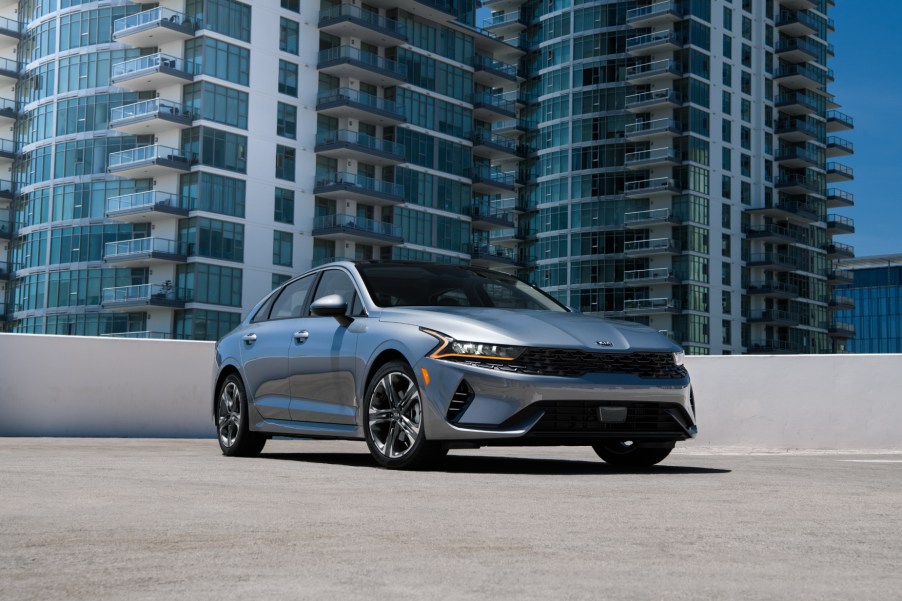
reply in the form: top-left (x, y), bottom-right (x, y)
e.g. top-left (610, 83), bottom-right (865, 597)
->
top-left (218, 381), bottom-right (241, 449)
top-left (368, 372), bottom-right (422, 459)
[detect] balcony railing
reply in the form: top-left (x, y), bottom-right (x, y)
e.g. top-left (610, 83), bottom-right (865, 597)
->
top-left (471, 129), bottom-right (523, 156)
top-left (624, 118), bottom-right (681, 137)
top-left (826, 110), bottom-right (854, 129)
top-left (0, 57), bottom-right (20, 77)
top-left (624, 298), bottom-right (681, 312)
top-left (774, 63), bottom-right (827, 86)
top-left (470, 166), bottom-right (517, 187)
top-left (315, 171), bottom-right (404, 198)
top-left (775, 10), bottom-right (819, 32)
top-left (624, 177), bottom-right (679, 195)
top-left (775, 146), bottom-right (821, 164)
top-left (774, 37), bottom-right (820, 59)
top-left (313, 213), bottom-right (402, 239)
top-left (827, 162), bottom-right (854, 179)
top-left (626, 30), bottom-right (681, 51)
top-left (625, 89), bottom-right (682, 108)
top-left (749, 339), bottom-right (802, 354)
top-left (748, 280), bottom-right (800, 296)
top-left (113, 7), bottom-right (193, 35)
top-left (775, 91), bottom-right (824, 113)
top-left (749, 252), bottom-right (803, 270)
top-left (317, 46), bottom-right (408, 80)
top-left (106, 190), bottom-right (180, 213)
top-left (826, 241), bottom-right (854, 257)
top-left (104, 237), bottom-right (180, 259)
top-left (625, 58), bottom-right (682, 79)
top-left (626, 1), bottom-right (683, 23)
top-left (826, 136), bottom-right (854, 154)
top-left (316, 129), bottom-right (405, 157)
top-left (624, 267), bottom-right (676, 283)
top-left (111, 98), bottom-right (191, 123)
top-left (473, 54), bottom-right (518, 79)
top-left (624, 237), bottom-right (680, 253)
top-left (102, 284), bottom-right (179, 305)
top-left (827, 213), bottom-right (855, 232)
top-left (108, 144), bottom-right (193, 169)
top-left (316, 87), bottom-right (405, 119)
top-left (472, 91), bottom-right (516, 114)
top-left (111, 53), bottom-right (196, 79)
top-left (0, 15), bottom-right (23, 37)
top-left (482, 11), bottom-right (525, 28)
top-left (318, 4), bottom-right (407, 38)
top-left (468, 243), bottom-right (519, 263)
top-left (624, 148), bottom-right (680, 167)
top-left (750, 309), bottom-right (800, 324)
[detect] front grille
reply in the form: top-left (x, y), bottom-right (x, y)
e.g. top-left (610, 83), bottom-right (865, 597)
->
top-left (527, 401), bottom-right (691, 435)
top-left (446, 380), bottom-right (473, 422)
top-left (510, 348), bottom-right (687, 379)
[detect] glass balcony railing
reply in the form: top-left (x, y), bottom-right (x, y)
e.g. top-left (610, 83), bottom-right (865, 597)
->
top-left (113, 7), bottom-right (193, 35)
top-left (317, 87), bottom-right (405, 118)
top-left (748, 280), bottom-right (800, 296)
top-left (107, 190), bottom-right (180, 213)
top-left (826, 136), bottom-right (854, 154)
top-left (468, 243), bottom-right (518, 262)
top-left (626, 1), bottom-right (682, 22)
top-left (827, 214), bottom-right (855, 230)
top-left (317, 46), bottom-right (407, 80)
top-left (624, 177), bottom-right (678, 194)
top-left (0, 57), bottom-right (19, 76)
top-left (826, 188), bottom-right (854, 205)
top-left (775, 91), bottom-right (824, 112)
top-left (624, 267), bottom-right (675, 283)
top-left (313, 213), bottom-right (402, 239)
top-left (827, 241), bottom-right (854, 257)
top-left (624, 237), bottom-right (680, 253)
top-left (112, 53), bottom-right (196, 79)
top-left (0, 15), bottom-right (23, 36)
top-left (0, 179), bottom-right (13, 196)
top-left (750, 309), bottom-right (799, 323)
top-left (624, 298), bottom-right (681, 311)
top-left (0, 96), bottom-right (17, 115)
top-left (111, 98), bottom-right (192, 123)
top-left (0, 138), bottom-right (16, 156)
top-left (626, 30), bottom-right (681, 50)
top-left (826, 110), bottom-right (854, 129)
top-left (775, 10), bottom-right (819, 32)
top-left (482, 11), bottom-right (524, 28)
top-left (471, 129), bottom-right (522, 155)
top-left (315, 172), bottom-right (404, 198)
top-left (774, 174), bottom-right (822, 193)
top-left (318, 4), bottom-right (406, 38)
top-left (775, 37), bottom-right (820, 59)
top-left (774, 63), bottom-right (827, 86)
top-left (625, 89), bottom-right (682, 107)
top-left (108, 145), bottom-right (192, 169)
top-left (827, 162), bottom-right (854, 178)
top-left (316, 129), bottom-right (405, 157)
top-left (624, 148), bottom-right (680, 166)
top-left (470, 166), bottom-right (517, 187)
top-left (624, 207), bottom-right (677, 224)
top-left (102, 284), bottom-right (178, 304)
top-left (473, 54), bottom-right (518, 78)
top-left (625, 58), bottom-right (682, 79)
top-left (472, 91), bottom-right (516, 114)
top-left (624, 118), bottom-right (681, 136)
top-left (749, 252), bottom-right (802, 269)
top-left (775, 117), bottom-right (821, 138)
top-left (775, 146), bottom-right (821, 164)
top-left (104, 237), bottom-right (180, 259)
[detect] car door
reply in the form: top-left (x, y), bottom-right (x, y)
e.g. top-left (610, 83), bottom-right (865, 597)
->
top-left (288, 269), bottom-right (361, 425)
top-left (240, 274), bottom-right (316, 421)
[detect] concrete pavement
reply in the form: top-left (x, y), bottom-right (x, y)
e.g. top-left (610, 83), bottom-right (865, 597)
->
top-left (1, 438), bottom-right (900, 600)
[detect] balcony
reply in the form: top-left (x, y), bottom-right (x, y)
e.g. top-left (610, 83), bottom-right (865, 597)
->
top-left (470, 166), bottom-right (517, 194)
top-left (626, 1), bottom-right (684, 27)
top-left (469, 204), bottom-right (515, 230)
top-left (625, 89), bottom-right (683, 112)
top-left (108, 145), bottom-right (193, 178)
top-left (774, 64), bottom-right (827, 90)
top-left (774, 38), bottom-right (819, 64)
top-left (826, 213), bottom-right (855, 235)
top-left (316, 87), bottom-right (406, 126)
top-left (312, 213), bottom-right (403, 246)
top-left (774, 174), bottom-right (822, 197)
top-left (318, 4), bottom-right (407, 46)
top-left (747, 280), bottom-right (800, 299)
top-left (315, 129), bottom-right (405, 166)
top-left (775, 117), bottom-right (821, 142)
top-left (774, 145), bottom-right (821, 169)
top-left (472, 91), bottom-right (517, 121)
top-left (104, 237), bottom-right (187, 267)
top-left (110, 98), bottom-right (193, 135)
top-left (470, 129), bottom-right (525, 160)
top-left (775, 91), bottom-right (823, 116)
top-left (113, 8), bottom-right (196, 47)
top-left (624, 147), bottom-right (681, 169)
top-left (626, 30), bottom-right (683, 56)
top-left (623, 267), bottom-right (681, 287)
top-left (482, 11), bottom-right (527, 37)
top-left (0, 138), bottom-right (16, 161)
top-left (624, 118), bottom-right (682, 141)
top-left (473, 54), bottom-right (518, 87)
top-left (828, 322), bottom-right (856, 339)
top-left (624, 177), bottom-right (680, 198)
top-left (748, 252), bottom-right (803, 272)
top-left (468, 243), bottom-right (522, 268)
top-left (0, 15), bottom-right (22, 40)
top-left (826, 188), bottom-right (854, 209)
top-left (625, 59), bottom-right (682, 84)
top-left (0, 207), bottom-right (9, 239)
top-left (829, 295), bottom-right (855, 311)
top-left (0, 178), bottom-right (13, 201)
top-left (101, 284), bottom-right (185, 312)
top-left (748, 339), bottom-right (803, 355)
top-left (826, 110), bottom-right (854, 132)
top-left (111, 53), bottom-right (195, 91)
top-left (826, 162), bottom-right (854, 183)
top-left (623, 297), bottom-right (682, 315)
top-left (749, 309), bottom-right (800, 327)
top-left (826, 136), bottom-right (854, 158)
top-left (105, 190), bottom-right (187, 224)
top-left (624, 207), bottom-right (682, 228)
top-left (827, 269), bottom-right (854, 285)
top-left (313, 172), bottom-right (404, 206)
top-left (746, 224), bottom-right (806, 245)
top-left (623, 237), bottom-right (681, 256)
top-left (492, 119), bottom-right (528, 136)
top-left (779, 0), bottom-right (817, 10)
top-left (0, 57), bottom-right (19, 81)
top-left (0, 97), bottom-right (16, 123)
top-left (826, 242), bottom-right (854, 259)
top-left (775, 11), bottom-right (819, 37)
top-left (317, 46), bottom-right (407, 87)
top-left (489, 226), bottom-right (530, 244)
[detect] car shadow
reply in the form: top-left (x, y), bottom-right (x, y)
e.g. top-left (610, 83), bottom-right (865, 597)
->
top-left (259, 452), bottom-right (731, 476)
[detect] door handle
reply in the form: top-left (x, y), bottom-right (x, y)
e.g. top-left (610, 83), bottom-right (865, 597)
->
top-left (242, 333), bottom-right (257, 344)
top-left (294, 330), bottom-right (309, 343)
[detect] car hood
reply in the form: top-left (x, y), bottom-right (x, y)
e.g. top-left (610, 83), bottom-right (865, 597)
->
top-left (377, 307), bottom-right (680, 353)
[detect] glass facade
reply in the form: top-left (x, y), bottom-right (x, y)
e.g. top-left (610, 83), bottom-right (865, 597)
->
top-left (835, 258), bottom-right (902, 354)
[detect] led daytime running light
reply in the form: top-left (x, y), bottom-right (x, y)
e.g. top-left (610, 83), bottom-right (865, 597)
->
top-left (421, 328), bottom-right (523, 362)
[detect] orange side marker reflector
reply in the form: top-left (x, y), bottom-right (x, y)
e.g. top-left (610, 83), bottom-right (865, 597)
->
top-left (420, 367), bottom-right (431, 386)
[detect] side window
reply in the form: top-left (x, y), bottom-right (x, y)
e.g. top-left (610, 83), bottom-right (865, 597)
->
top-left (309, 270), bottom-right (359, 316)
top-left (269, 274), bottom-right (316, 320)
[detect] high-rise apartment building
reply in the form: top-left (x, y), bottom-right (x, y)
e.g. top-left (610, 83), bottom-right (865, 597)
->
top-left (834, 255), bottom-right (902, 354)
top-left (0, 0), bottom-right (855, 354)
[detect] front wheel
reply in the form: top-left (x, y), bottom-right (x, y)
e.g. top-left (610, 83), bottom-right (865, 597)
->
top-left (217, 374), bottom-right (266, 457)
top-left (592, 441), bottom-right (673, 468)
top-left (363, 361), bottom-right (444, 469)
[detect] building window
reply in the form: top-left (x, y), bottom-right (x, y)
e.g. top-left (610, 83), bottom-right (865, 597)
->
top-left (187, 0), bottom-right (251, 42)
top-left (185, 37), bottom-right (250, 86)
top-left (281, 0), bottom-right (299, 12)
top-left (722, 90), bottom-right (731, 115)
top-left (272, 273), bottom-right (291, 290)
top-left (278, 59), bottom-right (298, 96)
top-left (274, 187), bottom-right (294, 224)
top-left (183, 81), bottom-right (248, 130)
top-left (275, 145), bottom-right (295, 181)
top-left (740, 154), bottom-right (751, 177)
top-left (273, 230), bottom-right (293, 267)
top-left (276, 102), bottom-right (297, 139)
top-left (279, 17), bottom-right (299, 54)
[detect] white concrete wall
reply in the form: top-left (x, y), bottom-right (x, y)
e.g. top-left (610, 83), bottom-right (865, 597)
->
top-left (1, 333), bottom-right (900, 449)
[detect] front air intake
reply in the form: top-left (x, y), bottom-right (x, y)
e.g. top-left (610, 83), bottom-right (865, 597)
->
top-left (446, 380), bottom-right (474, 422)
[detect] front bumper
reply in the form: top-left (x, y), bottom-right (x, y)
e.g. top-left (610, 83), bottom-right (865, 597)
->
top-left (414, 357), bottom-right (695, 444)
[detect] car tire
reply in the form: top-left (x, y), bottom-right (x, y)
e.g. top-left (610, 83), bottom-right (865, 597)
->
top-left (363, 361), bottom-right (443, 469)
top-left (216, 374), bottom-right (266, 457)
top-left (592, 441), bottom-right (673, 468)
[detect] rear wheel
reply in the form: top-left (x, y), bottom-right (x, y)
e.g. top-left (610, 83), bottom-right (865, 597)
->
top-left (363, 361), bottom-right (444, 469)
top-left (217, 374), bottom-right (266, 457)
top-left (592, 441), bottom-right (673, 468)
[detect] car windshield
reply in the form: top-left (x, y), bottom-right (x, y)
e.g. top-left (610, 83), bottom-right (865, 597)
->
top-left (356, 263), bottom-right (568, 312)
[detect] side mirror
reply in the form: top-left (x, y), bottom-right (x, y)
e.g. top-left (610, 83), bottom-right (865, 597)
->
top-left (311, 294), bottom-right (351, 325)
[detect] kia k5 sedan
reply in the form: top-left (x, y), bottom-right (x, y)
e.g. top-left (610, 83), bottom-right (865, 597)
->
top-left (213, 261), bottom-right (695, 469)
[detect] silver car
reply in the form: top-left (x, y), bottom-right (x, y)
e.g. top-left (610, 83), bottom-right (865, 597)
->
top-left (213, 261), bottom-right (695, 469)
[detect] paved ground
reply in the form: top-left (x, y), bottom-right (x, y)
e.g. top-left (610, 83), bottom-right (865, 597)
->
top-left (1, 439), bottom-right (900, 601)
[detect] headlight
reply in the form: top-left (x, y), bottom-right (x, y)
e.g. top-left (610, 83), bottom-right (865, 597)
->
top-left (421, 328), bottom-right (523, 361)
top-left (673, 351), bottom-right (685, 366)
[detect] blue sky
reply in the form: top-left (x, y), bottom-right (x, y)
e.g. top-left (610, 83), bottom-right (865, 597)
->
top-left (828, 0), bottom-right (902, 257)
